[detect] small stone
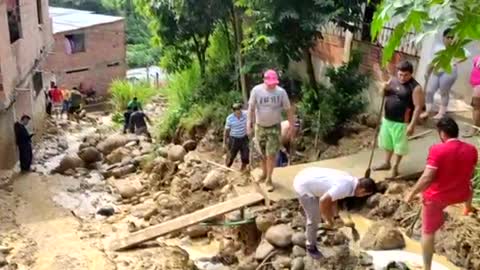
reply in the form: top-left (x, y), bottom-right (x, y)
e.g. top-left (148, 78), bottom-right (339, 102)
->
top-left (117, 184), bottom-right (138, 199)
top-left (202, 169), bottom-right (223, 190)
top-left (184, 225), bottom-right (210, 238)
top-left (272, 256), bottom-right (291, 270)
top-left (0, 253), bottom-right (6, 267)
top-left (167, 145), bottom-right (187, 162)
top-left (237, 260), bottom-right (258, 270)
top-left (265, 224), bottom-right (293, 248)
top-left (0, 246), bottom-right (12, 254)
top-left (112, 164), bottom-right (136, 178)
top-left (291, 232), bottom-right (306, 248)
top-left (97, 206), bottom-right (115, 217)
top-left (182, 140), bottom-right (197, 152)
top-left (290, 257), bottom-right (304, 270)
top-left (157, 147), bottom-right (169, 158)
top-left (366, 193), bottom-right (382, 208)
top-left (255, 240), bottom-right (275, 261)
top-left (256, 214), bottom-right (274, 233)
top-left (359, 251), bottom-right (373, 266)
top-left (292, 246), bottom-right (306, 257)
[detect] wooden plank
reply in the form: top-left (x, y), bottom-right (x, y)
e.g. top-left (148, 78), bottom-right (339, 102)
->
top-left (109, 193), bottom-right (265, 251)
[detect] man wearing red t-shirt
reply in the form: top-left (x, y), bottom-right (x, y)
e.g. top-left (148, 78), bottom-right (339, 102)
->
top-left (405, 117), bottom-right (477, 270)
top-left (49, 84), bottom-right (64, 118)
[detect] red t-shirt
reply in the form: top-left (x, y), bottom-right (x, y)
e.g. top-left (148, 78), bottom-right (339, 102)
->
top-left (49, 88), bottom-right (63, 103)
top-left (423, 139), bottom-right (478, 203)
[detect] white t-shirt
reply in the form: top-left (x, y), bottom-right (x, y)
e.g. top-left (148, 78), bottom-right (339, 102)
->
top-left (248, 84), bottom-right (291, 127)
top-left (293, 167), bottom-right (358, 200)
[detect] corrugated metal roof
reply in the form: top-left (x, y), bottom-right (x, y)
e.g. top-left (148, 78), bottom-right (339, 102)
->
top-left (49, 6), bottom-right (123, 34)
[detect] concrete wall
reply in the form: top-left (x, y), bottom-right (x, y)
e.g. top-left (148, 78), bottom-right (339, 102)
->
top-left (0, 0), bottom-right (53, 169)
top-left (45, 20), bottom-right (127, 96)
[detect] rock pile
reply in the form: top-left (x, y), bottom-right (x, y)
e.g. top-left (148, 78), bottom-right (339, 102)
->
top-left (203, 199), bottom-right (376, 270)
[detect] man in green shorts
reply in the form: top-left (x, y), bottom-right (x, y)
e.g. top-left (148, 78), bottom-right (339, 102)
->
top-left (373, 61), bottom-right (424, 178)
top-left (247, 69), bottom-right (294, 191)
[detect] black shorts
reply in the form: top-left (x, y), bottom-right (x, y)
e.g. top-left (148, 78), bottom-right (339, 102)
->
top-left (68, 106), bottom-right (80, 114)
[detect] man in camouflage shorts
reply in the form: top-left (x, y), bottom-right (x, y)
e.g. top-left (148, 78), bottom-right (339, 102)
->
top-left (247, 69), bottom-right (294, 192)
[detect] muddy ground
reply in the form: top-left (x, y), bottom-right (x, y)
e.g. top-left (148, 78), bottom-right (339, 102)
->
top-left (0, 104), bottom-right (479, 270)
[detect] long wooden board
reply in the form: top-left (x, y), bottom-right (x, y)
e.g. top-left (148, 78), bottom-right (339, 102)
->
top-left (110, 193), bottom-right (265, 251)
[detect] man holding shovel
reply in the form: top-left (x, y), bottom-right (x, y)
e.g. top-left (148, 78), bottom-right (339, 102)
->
top-left (373, 61), bottom-right (425, 178)
top-left (405, 117), bottom-right (477, 270)
top-left (293, 167), bottom-right (377, 259)
top-left (247, 69), bottom-right (294, 191)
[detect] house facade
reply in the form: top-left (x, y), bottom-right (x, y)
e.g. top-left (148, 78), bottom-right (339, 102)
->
top-left (0, 0), bottom-right (53, 169)
top-left (292, 14), bottom-right (480, 113)
top-left (45, 7), bottom-right (126, 97)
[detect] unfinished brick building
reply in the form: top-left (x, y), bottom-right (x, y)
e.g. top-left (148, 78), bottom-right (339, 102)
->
top-left (45, 7), bottom-right (126, 97)
top-left (0, 0), bottom-right (53, 169)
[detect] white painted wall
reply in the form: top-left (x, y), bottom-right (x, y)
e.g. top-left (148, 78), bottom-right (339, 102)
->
top-left (415, 31), bottom-right (480, 106)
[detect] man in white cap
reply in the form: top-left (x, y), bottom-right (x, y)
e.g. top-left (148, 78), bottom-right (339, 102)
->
top-left (247, 69), bottom-right (294, 191)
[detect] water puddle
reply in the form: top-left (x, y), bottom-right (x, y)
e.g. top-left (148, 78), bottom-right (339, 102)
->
top-left (36, 123), bottom-right (116, 217)
top-left (349, 214), bottom-right (459, 270)
top-left (162, 238), bottom-right (224, 269)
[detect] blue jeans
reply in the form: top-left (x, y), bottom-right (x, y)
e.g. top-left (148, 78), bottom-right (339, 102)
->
top-left (276, 150), bottom-right (288, 167)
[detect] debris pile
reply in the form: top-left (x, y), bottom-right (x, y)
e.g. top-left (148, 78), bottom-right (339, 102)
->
top-left (365, 182), bottom-right (480, 269)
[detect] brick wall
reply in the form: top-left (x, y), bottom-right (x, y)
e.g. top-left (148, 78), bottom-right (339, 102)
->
top-left (352, 40), bottom-right (419, 81)
top-left (45, 20), bottom-right (126, 96)
top-left (0, 0), bottom-right (53, 169)
top-left (311, 34), bottom-right (345, 66)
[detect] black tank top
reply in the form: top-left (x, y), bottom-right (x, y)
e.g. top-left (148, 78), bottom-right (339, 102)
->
top-left (384, 78), bottom-right (419, 123)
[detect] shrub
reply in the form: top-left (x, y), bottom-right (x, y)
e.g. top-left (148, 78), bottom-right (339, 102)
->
top-left (155, 64), bottom-right (202, 141)
top-left (109, 79), bottom-right (157, 112)
top-left (298, 52), bottom-right (369, 139)
top-left (325, 51), bottom-right (369, 124)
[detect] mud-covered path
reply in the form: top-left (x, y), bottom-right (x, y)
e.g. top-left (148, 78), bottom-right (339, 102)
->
top-left (12, 173), bottom-right (115, 270)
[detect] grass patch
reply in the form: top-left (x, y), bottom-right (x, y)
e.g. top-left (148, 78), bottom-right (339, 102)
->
top-left (110, 79), bottom-right (158, 112)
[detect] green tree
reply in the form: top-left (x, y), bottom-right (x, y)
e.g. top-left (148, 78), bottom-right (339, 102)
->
top-left (371, 0), bottom-right (480, 72)
top-left (236, 0), bottom-right (365, 87)
top-left (138, 0), bottom-right (232, 77)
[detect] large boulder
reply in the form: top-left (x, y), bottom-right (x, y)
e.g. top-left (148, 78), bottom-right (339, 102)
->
top-left (265, 224), bottom-right (293, 248)
top-left (112, 164), bottom-right (137, 179)
top-left (106, 147), bottom-right (130, 164)
top-left (291, 232), bottom-right (307, 248)
top-left (255, 240), bottom-right (275, 261)
top-left (78, 147), bottom-right (102, 164)
top-left (97, 134), bottom-right (134, 155)
top-left (360, 222), bottom-right (405, 250)
top-left (202, 169), bottom-right (224, 190)
top-left (116, 184), bottom-right (138, 199)
top-left (54, 154), bottom-right (85, 173)
top-left (167, 145), bottom-right (187, 162)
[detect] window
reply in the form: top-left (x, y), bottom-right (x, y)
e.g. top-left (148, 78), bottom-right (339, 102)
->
top-left (32, 72), bottom-right (43, 95)
top-left (107, 62), bottom-right (120, 67)
top-left (66, 67), bottom-right (89, 74)
top-left (36, 0), bottom-right (43, 24)
top-left (65, 33), bottom-right (86, 54)
top-left (7, 0), bottom-right (22, 43)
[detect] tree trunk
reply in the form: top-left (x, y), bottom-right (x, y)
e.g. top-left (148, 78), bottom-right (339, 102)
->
top-left (305, 48), bottom-right (317, 89)
top-left (231, 7), bottom-right (248, 105)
